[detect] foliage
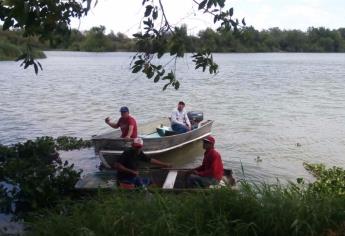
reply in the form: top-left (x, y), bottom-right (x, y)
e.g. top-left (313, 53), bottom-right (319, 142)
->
top-left (131, 0), bottom-right (245, 90)
top-left (55, 136), bottom-right (92, 151)
top-left (0, 136), bottom-right (89, 218)
top-left (0, 0), bottom-right (92, 72)
top-left (304, 163), bottom-right (345, 196)
top-left (0, 28), bottom-right (46, 62)
top-left (0, 0), bottom-right (244, 89)
top-left (28, 180), bottom-right (345, 236)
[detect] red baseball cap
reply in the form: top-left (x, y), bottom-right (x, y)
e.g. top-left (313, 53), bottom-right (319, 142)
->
top-left (203, 135), bottom-right (215, 145)
top-left (132, 137), bottom-right (144, 148)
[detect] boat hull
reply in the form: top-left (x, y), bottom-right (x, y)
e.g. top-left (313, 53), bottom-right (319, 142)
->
top-left (92, 118), bottom-right (214, 167)
top-left (75, 168), bottom-right (235, 191)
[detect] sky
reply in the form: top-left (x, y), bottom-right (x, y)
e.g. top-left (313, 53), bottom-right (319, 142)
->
top-left (70, 0), bottom-right (345, 35)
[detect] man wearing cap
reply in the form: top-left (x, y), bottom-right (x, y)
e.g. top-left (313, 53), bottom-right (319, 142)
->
top-left (105, 106), bottom-right (138, 139)
top-left (187, 135), bottom-right (224, 188)
top-left (113, 137), bottom-right (172, 187)
top-left (170, 101), bottom-right (191, 134)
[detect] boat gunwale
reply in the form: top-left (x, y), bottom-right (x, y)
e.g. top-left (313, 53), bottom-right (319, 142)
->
top-left (92, 119), bottom-right (214, 142)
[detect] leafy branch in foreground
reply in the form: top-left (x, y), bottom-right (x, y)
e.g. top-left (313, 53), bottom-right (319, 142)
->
top-left (132, 0), bottom-right (245, 90)
top-left (0, 0), bottom-right (93, 73)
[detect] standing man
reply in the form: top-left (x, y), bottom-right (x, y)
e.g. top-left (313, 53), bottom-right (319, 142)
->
top-left (105, 106), bottom-right (138, 139)
top-left (113, 138), bottom-right (172, 187)
top-left (187, 135), bottom-right (224, 188)
top-left (170, 101), bottom-right (191, 134)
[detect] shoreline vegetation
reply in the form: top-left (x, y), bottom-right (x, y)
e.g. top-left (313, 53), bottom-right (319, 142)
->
top-left (1, 137), bottom-right (345, 235)
top-left (1, 25), bottom-right (345, 61)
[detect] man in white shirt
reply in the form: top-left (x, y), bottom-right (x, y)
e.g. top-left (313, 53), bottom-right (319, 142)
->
top-left (170, 101), bottom-right (191, 133)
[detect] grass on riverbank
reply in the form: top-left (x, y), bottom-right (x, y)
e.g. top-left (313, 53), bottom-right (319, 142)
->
top-left (0, 40), bottom-right (46, 61)
top-left (28, 174), bottom-right (345, 236)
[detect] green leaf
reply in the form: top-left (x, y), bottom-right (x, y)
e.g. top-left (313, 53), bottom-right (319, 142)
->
top-left (132, 65), bottom-right (142, 73)
top-left (3, 18), bottom-right (14, 30)
top-left (198, 0), bottom-right (207, 10)
top-left (34, 63), bottom-right (38, 74)
top-left (174, 80), bottom-right (180, 90)
top-left (134, 59), bottom-right (145, 65)
top-left (154, 75), bottom-right (160, 83)
top-left (207, 0), bottom-right (213, 9)
top-left (229, 7), bottom-right (234, 17)
top-left (163, 83), bottom-right (170, 91)
top-left (152, 9), bottom-right (158, 20)
top-left (153, 74), bottom-right (160, 82)
top-left (144, 5), bottom-right (153, 17)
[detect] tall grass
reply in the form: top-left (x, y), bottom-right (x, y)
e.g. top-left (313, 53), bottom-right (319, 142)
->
top-left (28, 181), bottom-right (345, 236)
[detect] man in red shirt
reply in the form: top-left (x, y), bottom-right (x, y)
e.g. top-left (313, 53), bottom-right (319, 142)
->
top-left (105, 106), bottom-right (138, 139)
top-left (187, 135), bottom-right (224, 188)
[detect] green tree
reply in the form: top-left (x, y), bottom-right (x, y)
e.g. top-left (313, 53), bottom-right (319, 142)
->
top-left (1, 0), bottom-right (245, 89)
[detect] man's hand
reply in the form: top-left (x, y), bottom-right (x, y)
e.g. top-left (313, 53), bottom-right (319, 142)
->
top-left (132, 170), bottom-right (139, 176)
top-left (105, 117), bottom-right (110, 123)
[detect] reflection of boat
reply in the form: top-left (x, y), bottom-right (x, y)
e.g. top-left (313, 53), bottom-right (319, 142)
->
top-left (75, 168), bottom-right (235, 191)
top-left (92, 116), bottom-right (213, 168)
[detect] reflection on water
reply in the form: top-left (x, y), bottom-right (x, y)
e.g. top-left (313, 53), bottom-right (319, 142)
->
top-left (1, 52), bottom-right (345, 183)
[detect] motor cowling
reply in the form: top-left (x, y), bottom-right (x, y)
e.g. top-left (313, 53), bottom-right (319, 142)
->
top-left (187, 111), bottom-right (203, 129)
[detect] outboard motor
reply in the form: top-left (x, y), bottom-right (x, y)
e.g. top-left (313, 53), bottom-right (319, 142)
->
top-left (187, 111), bottom-right (204, 129)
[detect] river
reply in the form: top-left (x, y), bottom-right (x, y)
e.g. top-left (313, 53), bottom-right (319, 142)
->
top-left (1, 51), bottom-right (345, 183)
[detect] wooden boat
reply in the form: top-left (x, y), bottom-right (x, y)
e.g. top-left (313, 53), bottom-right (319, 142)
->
top-left (92, 117), bottom-right (214, 168)
top-left (75, 168), bottom-right (235, 191)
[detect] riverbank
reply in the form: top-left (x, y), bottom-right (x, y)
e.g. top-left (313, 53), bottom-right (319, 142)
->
top-left (0, 41), bottom-right (46, 61)
top-left (27, 163), bottom-right (345, 236)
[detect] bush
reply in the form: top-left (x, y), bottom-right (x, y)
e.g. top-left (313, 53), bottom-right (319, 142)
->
top-left (0, 137), bottom-right (82, 218)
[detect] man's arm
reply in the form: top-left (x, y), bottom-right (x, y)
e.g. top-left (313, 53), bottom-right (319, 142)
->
top-left (184, 112), bottom-right (191, 130)
top-left (105, 117), bottom-right (120, 129)
top-left (113, 162), bottom-right (138, 176)
top-left (150, 158), bottom-right (172, 168)
top-left (125, 125), bottom-right (134, 138)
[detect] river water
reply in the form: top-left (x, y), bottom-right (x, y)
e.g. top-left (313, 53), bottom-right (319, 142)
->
top-left (1, 51), bottom-right (345, 183)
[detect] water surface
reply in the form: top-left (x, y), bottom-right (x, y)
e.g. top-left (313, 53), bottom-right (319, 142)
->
top-left (1, 52), bottom-right (345, 182)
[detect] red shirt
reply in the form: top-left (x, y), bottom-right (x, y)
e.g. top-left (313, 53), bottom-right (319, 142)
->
top-left (195, 148), bottom-right (224, 181)
top-left (116, 115), bottom-right (138, 138)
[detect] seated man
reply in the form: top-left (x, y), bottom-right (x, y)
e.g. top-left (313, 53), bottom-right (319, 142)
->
top-left (105, 106), bottom-right (138, 139)
top-left (187, 135), bottom-right (224, 188)
top-left (170, 101), bottom-right (191, 134)
top-left (113, 138), bottom-right (172, 187)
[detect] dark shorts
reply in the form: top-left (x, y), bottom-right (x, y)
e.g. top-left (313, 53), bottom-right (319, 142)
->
top-left (187, 174), bottom-right (218, 188)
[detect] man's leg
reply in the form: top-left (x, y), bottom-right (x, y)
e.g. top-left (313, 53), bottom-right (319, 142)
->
top-left (187, 174), bottom-right (217, 188)
top-left (171, 123), bottom-right (188, 133)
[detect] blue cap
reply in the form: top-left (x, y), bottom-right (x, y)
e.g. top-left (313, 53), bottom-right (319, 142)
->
top-left (119, 106), bottom-right (129, 113)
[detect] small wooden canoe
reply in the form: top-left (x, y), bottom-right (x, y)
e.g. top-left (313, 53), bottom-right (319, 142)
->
top-left (75, 168), bottom-right (235, 191)
top-left (92, 118), bottom-right (214, 168)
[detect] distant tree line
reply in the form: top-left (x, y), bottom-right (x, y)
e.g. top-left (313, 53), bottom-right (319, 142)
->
top-left (1, 25), bottom-right (345, 60)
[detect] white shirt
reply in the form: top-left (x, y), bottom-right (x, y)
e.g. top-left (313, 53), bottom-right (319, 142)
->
top-left (171, 108), bottom-right (191, 128)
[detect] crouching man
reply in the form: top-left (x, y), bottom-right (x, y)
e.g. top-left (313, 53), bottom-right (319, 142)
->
top-left (187, 135), bottom-right (224, 188)
top-left (113, 137), bottom-right (172, 187)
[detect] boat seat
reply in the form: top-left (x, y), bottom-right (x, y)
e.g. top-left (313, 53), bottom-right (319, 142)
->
top-left (162, 170), bottom-right (178, 189)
